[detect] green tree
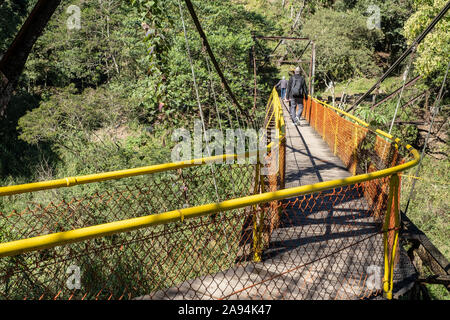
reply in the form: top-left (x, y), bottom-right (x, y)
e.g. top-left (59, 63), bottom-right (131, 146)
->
top-left (23, 0), bottom-right (147, 89)
top-left (334, 0), bottom-right (415, 64)
top-left (301, 8), bottom-right (383, 84)
top-left (13, 0), bottom-right (280, 182)
top-left (131, 0), bottom-right (278, 127)
top-left (0, 0), bottom-right (37, 53)
top-left (404, 0), bottom-right (450, 86)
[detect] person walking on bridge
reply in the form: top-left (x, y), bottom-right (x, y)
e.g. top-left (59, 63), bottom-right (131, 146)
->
top-left (275, 76), bottom-right (288, 101)
top-left (287, 67), bottom-right (308, 126)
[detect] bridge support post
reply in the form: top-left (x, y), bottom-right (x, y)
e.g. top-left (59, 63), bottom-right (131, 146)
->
top-left (252, 163), bottom-right (264, 262)
top-left (383, 174), bottom-right (400, 300)
top-left (353, 127), bottom-right (358, 175)
top-left (314, 100), bottom-right (318, 129)
top-left (279, 138), bottom-right (286, 190)
top-left (334, 118), bottom-right (338, 155)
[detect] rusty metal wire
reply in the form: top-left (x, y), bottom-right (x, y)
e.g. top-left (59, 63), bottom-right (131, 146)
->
top-left (0, 164), bottom-right (255, 300)
top-left (137, 182), bottom-right (390, 300)
top-left (0, 96), bottom-right (411, 300)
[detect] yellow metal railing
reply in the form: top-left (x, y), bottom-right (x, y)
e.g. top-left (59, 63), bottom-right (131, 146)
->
top-left (0, 88), bottom-right (419, 299)
top-left (305, 95), bottom-right (418, 299)
top-left (383, 173), bottom-right (400, 300)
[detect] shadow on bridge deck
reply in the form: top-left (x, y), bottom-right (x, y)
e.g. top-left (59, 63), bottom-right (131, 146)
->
top-left (281, 99), bottom-right (351, 187)
top-left (135, 98), bottom-right (417, 300)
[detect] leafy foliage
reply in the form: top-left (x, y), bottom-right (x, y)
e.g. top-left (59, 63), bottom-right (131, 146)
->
top-left (334, 0), bottom-right (415, 63)
top-left (5, 0), bottom-right (279, 184)
top-left (404, 0), bottom-right (450, 87)
top-left (0, 0), bottom-right (37, 53)
top-left (23, 0), bottom-right (147, 89)
top-left (17, 84), bottom-right (171, 175)
top-left (301, 8), bottom-right (383, 82)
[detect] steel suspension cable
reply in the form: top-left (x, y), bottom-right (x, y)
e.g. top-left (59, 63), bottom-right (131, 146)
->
top-left (183, 0), bottom-right (254, 129)
top-left (178, 1), bottom-right (234, 254)
top-left (177, 0), bottom-right (220, 204)
top-left (203, 50), bottom-right (235, 129)
top-left (388, 47), bottom-right (416, 135)
top-left (203, 52), bottom-right (223, 132)
top-left (380, 48), bottom-right (416, 163)
top-left (347, 1), bottom-right (450, 113)
top-left (203, 47), bottom-right (242, 201)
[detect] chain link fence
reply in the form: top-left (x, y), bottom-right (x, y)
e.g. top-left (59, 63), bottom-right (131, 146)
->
top-left (0, 93), bottom-right (415, 300)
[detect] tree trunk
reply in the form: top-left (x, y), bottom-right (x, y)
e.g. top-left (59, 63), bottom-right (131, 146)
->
top-left (0, 0), bottom-right (61, 118)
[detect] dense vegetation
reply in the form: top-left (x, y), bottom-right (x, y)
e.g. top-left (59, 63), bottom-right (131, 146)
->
top-left (1, 0), bottom-right (279, 181)
top-left (0, 0), bottom-right (448, 299)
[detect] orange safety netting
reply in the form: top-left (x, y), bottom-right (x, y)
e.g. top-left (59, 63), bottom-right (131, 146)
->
top-left (0, 96), bottom-right (411, 300)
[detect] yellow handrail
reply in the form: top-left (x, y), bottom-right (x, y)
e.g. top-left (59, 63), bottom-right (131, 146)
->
top-left (0, 89), bottom-right (285, 198)
top-left (0, 88), bottom-right (420, 263)
top-left (0, 147), bottom-right (281, 197)
top-left (310, 96), bottom-right (402, 144)
top-left (0, 158), bottom-right (418, 258)
top-left (0, 149), bottom-right (419, 258)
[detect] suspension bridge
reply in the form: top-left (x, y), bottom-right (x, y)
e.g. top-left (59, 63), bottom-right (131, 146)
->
top-left (0, 0), bottom-right (448, 301)
top-left (0, 88), bottom-right (422, 300)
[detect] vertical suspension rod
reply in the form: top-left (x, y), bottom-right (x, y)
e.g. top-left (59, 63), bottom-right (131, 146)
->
top-left (183, 0), bottom-right (254, 128)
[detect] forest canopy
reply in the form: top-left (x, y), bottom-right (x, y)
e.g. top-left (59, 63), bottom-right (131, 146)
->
top-left (0, 0), bottom-right (449, 300)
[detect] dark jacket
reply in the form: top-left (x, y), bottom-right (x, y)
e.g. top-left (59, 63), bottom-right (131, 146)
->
top-left (287, 74), bottom-right (308, 100)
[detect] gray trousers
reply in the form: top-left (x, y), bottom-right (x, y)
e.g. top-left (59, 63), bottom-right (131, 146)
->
top-left (289, 98), bottom-right (303, 121)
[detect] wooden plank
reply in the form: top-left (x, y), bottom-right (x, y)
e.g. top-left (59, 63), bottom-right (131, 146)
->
top-left (137, 98), bottom-right (419, 300)
top-left (417, 275), bottom-right (450, 285)
top-left (401, 212), bottom-right (450, 275)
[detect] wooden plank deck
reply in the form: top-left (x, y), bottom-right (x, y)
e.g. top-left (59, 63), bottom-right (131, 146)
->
top-left (281, 99), bottom-right (351, 188)
top-left (136, 98), bottom-right (416, 300)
